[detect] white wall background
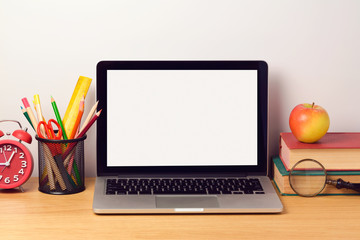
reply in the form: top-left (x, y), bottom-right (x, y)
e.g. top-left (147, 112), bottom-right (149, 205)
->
top-left (1, 0), bottom-right (359, 177)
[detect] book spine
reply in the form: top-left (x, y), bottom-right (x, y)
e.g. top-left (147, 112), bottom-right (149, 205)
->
top-left (279, 136), bottom-right (291, 171)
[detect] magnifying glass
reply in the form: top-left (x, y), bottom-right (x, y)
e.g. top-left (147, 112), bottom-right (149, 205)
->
top-left (289, 159), bottom-right (360, 197)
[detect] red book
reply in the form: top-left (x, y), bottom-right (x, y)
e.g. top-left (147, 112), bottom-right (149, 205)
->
top-left (279, 132), bottom-right (360, 171)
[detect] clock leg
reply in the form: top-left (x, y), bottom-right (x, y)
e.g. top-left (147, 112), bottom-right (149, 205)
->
top-left (19, 186), bottom-right (24, 192)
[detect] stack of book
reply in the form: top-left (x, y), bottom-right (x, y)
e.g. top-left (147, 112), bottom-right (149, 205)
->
top-left (273, 132), bottom-right (360, 195)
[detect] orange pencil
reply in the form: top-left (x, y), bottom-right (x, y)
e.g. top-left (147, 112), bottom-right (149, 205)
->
top-left (68, 96), bottom-right (85, 139)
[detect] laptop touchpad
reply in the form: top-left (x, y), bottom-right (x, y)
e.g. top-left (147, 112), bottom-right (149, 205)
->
top-left (156, 196), bottom-right (219, 208)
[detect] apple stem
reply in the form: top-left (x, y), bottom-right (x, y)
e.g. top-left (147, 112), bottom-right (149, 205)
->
top-left (311, 102), bottom-right (315, 108)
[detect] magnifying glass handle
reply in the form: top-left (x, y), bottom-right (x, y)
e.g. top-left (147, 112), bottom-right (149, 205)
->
top-left (327, 178), bottom-right (360, 193)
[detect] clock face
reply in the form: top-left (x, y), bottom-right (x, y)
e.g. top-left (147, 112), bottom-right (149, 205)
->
top-left (0, 139), bottom-right (33, 189)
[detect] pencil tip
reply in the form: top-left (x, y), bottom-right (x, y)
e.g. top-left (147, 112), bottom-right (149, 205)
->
top-left (22, 97), bottom-right (30, 108)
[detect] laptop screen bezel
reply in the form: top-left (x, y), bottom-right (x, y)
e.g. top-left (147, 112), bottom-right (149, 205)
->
top-left (96, 61), bottom-right (268, 177)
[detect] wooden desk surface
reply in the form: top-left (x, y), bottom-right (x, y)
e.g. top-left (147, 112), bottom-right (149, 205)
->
top-left (1, 178), bottom-right (359, 240)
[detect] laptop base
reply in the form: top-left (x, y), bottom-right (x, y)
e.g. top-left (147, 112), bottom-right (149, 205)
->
top-left (93, 176), bottom-right (283, 214)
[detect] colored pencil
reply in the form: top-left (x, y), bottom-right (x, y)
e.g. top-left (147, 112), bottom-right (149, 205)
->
top-left (33, 94), bottom-right (44, 120)
top-left (77, 100), bottom-right (98, 136)
top-left (77, 109), bottom-right (101, 138)
top-left (51, 96), bottom-right (68, 140)
top-left (42, 144), bottom-right (66, 190)
top-left (62, 109), bottom-right (102, 159)
top-left (66, 96), bottom-right (85, 184)
top-left (69, 96), bottom-right (85, 139)
top-left (33, 94), bottom-right (46, 135)
top-left (23, 96), bottom-right (59, 190)
top-left (21, 106), bottom-right (35, 130)
top-left (41, 143), bottom-right (56, 190)
top-left (21, 98), bottom-right (39, 133)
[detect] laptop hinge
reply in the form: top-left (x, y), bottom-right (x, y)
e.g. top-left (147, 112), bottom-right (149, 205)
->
top-left (114, 173), bottom-right (249, 178)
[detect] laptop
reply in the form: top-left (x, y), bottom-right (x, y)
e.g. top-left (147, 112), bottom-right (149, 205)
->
top-left (93, 60), bottom-right (283, 214)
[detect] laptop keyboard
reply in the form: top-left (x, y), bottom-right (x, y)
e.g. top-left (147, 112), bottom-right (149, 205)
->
top-left (105, 178), bottom-right (264, 195)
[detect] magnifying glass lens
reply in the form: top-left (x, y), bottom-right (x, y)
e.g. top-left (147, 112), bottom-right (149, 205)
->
top-left (289, 159), bottom-right (327, 197)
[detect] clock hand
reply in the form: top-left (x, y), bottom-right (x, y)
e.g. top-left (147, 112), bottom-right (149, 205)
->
top-left (1, 150), bottom-right (15, 173)
top-left (2, 151), bottom-right (8, 162)
top-left (1, 151), bottom-right (8, 172)
top-left (6, 151), bottom-right (16, 166)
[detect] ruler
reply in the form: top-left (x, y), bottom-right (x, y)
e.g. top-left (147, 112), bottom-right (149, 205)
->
top-left (62, 76), bottom-right (92, 138)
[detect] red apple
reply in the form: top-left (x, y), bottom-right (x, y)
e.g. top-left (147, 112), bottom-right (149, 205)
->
top-left (289, 103), bottom-right (330, 143)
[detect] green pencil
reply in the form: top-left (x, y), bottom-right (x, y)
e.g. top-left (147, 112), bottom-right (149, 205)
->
top-left (51, 96), bottom-right (82, 185)
top-left (51, 96), bottom-right (68, 140)
top-left (21, 106), bottom-right (35, 131)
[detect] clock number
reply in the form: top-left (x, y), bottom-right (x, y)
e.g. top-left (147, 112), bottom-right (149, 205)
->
top-left (5, 177), bottom-right (10, 184)
top-left (19, 153), bottom-right (25, 159)
top-left (19, 169), bottom-right (24, 175)
top-left (0, 175), bottom-right (2, 181)
top-left (0, 146), bottom-right (18, 153)
top-left (1, 145), bottom-right (11, 152)
top-left (21, 161), bottom-right (27, 168)
top-left (14, 175), bottom-right (19, 182)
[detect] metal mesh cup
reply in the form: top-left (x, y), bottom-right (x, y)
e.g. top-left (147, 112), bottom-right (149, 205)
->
top-left (35, 135), bottom-right (87, 194)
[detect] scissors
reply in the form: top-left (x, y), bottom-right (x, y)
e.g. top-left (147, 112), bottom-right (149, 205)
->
top-left (37, 119), bottom-right (62, 140)
top-left (37, 119), bottom-right (74, 190)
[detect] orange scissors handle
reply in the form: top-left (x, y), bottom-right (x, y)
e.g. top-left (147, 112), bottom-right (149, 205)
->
top-left (37, 121), bottom-right (49, 139)
top-left (48, 119), bottom-right (62, 140)
top-left (37, 119), bottom-right (62, 140)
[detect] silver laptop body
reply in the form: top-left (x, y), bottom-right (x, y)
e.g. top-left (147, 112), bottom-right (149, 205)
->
top-left (93, 61), bottom-right (283, 214)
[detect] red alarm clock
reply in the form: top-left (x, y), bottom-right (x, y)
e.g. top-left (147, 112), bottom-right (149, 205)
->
top-left (0, 120), bottom-right (33, 191)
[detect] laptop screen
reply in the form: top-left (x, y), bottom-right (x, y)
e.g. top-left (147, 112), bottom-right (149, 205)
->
top-left (96, 61), bottom-right (268, 176)
top-left (107, 70), bottom-right (257, 167)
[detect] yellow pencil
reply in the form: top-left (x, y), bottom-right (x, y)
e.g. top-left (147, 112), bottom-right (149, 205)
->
top-left (33, 94), bottom-right (46, 135)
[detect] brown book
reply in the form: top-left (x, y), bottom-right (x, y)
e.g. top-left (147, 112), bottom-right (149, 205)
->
top-left (279, 132), bottom-right (360, 171)
top-left (273, 156), bottom-right (360, 195)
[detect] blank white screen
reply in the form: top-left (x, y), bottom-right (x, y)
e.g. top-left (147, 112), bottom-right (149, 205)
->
top-left (107, 70), bottom-right (258, 166)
